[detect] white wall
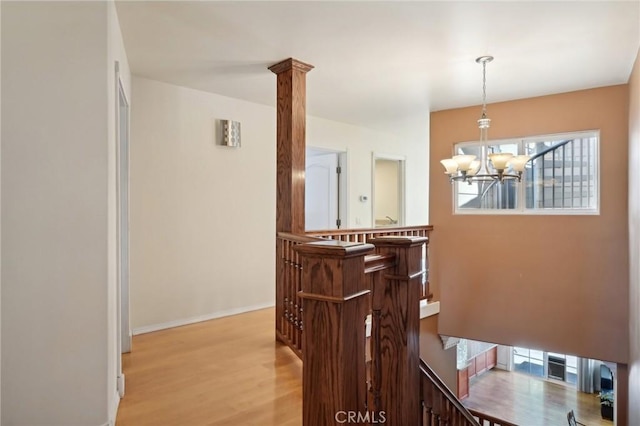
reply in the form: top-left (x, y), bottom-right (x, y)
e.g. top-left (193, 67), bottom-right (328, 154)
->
top-left (130, 77), bottom-right (430, 331)
top-left (130, 77), bottom-right (277, 331)
top-left (307, 113), bottom-right (430, 228)
top-left (1, 2), bottom-right (117, 425)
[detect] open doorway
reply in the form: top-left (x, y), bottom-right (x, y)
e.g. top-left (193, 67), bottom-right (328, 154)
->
top-left (372, 154), bottom-right (405, 227)
top-left (305, 147), bottom-right (347, 231)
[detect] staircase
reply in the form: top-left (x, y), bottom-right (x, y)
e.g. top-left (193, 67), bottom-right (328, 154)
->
top-left (420, 359), bottom-right (517, 426)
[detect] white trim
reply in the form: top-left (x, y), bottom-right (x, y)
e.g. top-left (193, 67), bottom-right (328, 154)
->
top-left (132, 303), bottom-right (275, 335)
top-left (420, 300), bottom-right (440, 318)
top-left (454, 208), bottom-right (600, 216)
top-left (106, 389), bottom-right (120, 426)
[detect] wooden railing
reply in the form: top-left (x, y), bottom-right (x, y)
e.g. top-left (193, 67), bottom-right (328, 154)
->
top-left (288, 232), bottom-right (517, 426)
top-left (420, 358), bottom-right (480, 426)
top-left (275, 225), bottom-right (433, 358)
top-left (419, 359), bottom-right (518, 426)
top-left (308, 225), bottom-right (433, 300)
top-left (292, 236), bottom-right (427, 425)
top-left (307, 224), bottom-right (433, 242)
top-left (275, 232), bottom-right (323, 357)
top-left (470, 410), bottom-right (518, 426)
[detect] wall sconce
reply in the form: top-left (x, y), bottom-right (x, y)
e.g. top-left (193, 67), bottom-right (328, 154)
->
top-left (220, 119), bottom-right (241, 148)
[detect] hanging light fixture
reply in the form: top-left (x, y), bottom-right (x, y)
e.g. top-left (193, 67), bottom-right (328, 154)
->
top-left (440, 56), bottom-right (529, 183)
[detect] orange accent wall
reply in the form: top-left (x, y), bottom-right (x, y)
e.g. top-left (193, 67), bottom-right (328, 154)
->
top-left (430, 85), bottom-right (629, 364)
top-left (628, 47), bottom-right (640, 425)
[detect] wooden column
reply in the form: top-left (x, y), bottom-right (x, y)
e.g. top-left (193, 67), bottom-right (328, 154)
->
top-left (369, 236), bottom-right (428, 426)
top-left (269, 58), bottom-right (314, 235)
top-left (295, 240), bottom-right (374, 426)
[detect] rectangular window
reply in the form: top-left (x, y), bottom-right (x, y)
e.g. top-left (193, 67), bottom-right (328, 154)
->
top-left (454, 131), bottom-right (599, 215)
top-left (514, 348), bottom-right (578, 386)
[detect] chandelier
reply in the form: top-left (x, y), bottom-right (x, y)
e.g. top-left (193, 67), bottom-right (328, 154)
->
top-left (440, 56), bottom-right (529, 183)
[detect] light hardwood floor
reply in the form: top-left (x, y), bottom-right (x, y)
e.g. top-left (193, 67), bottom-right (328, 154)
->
top-left (115, 308), bottom-right (302, 426)
top-left (463, 369), bottom-right (614, 426)
top-left (117, 308), bottom-right (613, 426)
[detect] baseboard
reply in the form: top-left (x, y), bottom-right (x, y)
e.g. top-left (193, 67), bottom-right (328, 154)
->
top-left (132, 303), bottom-right (275, 335)
top-left (101, 390), bottom-right (120, 426)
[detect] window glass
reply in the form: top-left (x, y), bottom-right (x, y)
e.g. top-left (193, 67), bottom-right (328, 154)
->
top-left (453, 131), bottom-right (599, 215)
top-left (456, 143), bottom-right (518, 211)
top-left (525, 136), bottom-right (598, 210)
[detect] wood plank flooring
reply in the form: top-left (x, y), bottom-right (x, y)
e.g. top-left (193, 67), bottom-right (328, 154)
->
top-left (463, 369), bottom-right (614, 426)
top-left (115, 308), bottom-right (302, 426)
top-left (116, 307), bottom-right (613, 426)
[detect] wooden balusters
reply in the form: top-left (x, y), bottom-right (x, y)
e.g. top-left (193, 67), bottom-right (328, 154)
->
top-left (276, 232), bottom-right (323, 356)
top-left (368, 236), bottom-right (428, 426)
top-left (295, 240), bottom-right (374, 426)
top-left (469, 410), bottom-right (518, 426)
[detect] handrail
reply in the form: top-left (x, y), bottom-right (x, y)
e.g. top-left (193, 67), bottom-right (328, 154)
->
top-left (469, 409), bottom-right (519, 426)
top-left (277, 231), bottom-right (324, 243)
top-left (419, 358), bottom-right (480, 425)
top-left (364, 253), bottom-right (396, 274)
top-left (528, 139), bottom-right (572, 162)
top-left (305, 225), bottom-right (433, 235)
top-left (307, 225), bottom-right (432, 249)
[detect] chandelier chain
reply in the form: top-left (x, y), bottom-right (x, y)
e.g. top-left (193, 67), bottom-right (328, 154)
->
top-left (481, 60), bottom-right (487, 119)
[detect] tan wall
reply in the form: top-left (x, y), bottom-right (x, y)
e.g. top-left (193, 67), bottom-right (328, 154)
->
top-left (420, 314), bottom-right (458, 392)
top-left (628, 47), bottom-right (640, 425)
top-left (430, 85), bottom-right (629, 364)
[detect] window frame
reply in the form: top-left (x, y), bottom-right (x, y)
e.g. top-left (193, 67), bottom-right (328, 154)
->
top-left (452, 130), bottom-right (600, 216)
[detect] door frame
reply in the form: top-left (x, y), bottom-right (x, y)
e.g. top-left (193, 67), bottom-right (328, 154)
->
top-left (115, 61), bottom-right (131, 372)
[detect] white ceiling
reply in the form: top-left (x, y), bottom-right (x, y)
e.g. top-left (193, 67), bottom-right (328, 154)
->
top-left (115, 1), bottom-right (640, 135)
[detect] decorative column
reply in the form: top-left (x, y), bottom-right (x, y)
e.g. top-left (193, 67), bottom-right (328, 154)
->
top-left (269, 58), bottom-right (314, 235)
top-left (369, 236), bottom-right (428, 426)
top-left (295, 240), bottom-right (374, 426)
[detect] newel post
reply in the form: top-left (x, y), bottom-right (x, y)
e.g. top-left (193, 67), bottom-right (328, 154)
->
top-left (369, 236), bottom-right (428, 426)
top-left (269, 58), bottom-right (314, 235)
top-left (294, 240), bottom-right (374, 426)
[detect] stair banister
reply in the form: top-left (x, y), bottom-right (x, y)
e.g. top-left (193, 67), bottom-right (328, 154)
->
top-left (369, 236), bottom-right (428, 425)
top-left (294, 239), bottom-right (373, 426)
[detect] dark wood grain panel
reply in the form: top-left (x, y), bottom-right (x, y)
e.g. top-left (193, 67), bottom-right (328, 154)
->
top-left (487, 346), bottom-right (497, 369)
top-left (269, 58), bottom-right (313, 235)
top-left (476, 352), bottom-right (487, 375)
top-left (458, 368), bottom-right (470, 400)
top-left (295, 240), bottom-right (373, 426)
top-left (468, 358), bottom-right (477, 378)
top-left (369, 236), bottom-right (428, 425)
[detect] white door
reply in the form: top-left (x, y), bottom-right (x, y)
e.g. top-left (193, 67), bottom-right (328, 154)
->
top-left (306, 151), bottom-right (340, 231)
